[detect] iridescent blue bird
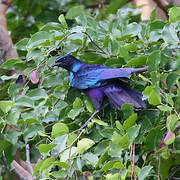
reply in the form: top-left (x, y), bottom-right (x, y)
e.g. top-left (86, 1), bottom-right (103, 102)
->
top-left (52, 54), bottom-right (147, 129)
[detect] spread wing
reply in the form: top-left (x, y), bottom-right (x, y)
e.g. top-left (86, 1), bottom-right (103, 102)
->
top-left (71, 64), bottom-right (135, 89)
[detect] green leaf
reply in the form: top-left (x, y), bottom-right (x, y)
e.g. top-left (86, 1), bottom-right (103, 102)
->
top-left (27, 89), bottom-right (47, 100)
top-left (60, 147), bottom-right (77, 161)
top-left (6, 130), bottom-right (22, 145)
top-left (15, 38), bottom-right (29, 51)
top-left (0, 101), bottom-right (14, 113)
top-left (0, 74), bottom-right (19, 81)
top-left (51, 123), bottom-right (69, 138)
top-left (167, 94), bottom-right (174, 107)
top-left (0, 140), bottom-right (11, 154)
top-left (67, 133), bottom-right (77, 146)
top-left (84, 99), bottom-right (94, 113)
top-left (67, 108), bottom-right (82, 120)
top-left (123, 113), bottom-right (137, 130)
top-left (54, 161), bottom-right (69, 169)
top-left (143, 86), bottom-right (153, 95)
top-left (38, 144), bottom-right (56, 153)
top-left (117, 134), bottom-right (129, 149)
top-left (77, 138), bottom-right (95, 154)
top-left (82, 153), bottom-right (98, 167)
top-left (73, 97), bottom-right (82, 109)
top-left (147, 50), bottom-right (161, 72)
top-left (127, 125), bottom-right (141, 143)
top-left (27, 31), bottom-right (51, 49)
top-left (157, 105), bottom-right (172, 112)
top-left (98, 160), bottom-right (123, 172)
top-left (138, 166), bottom-right (153, 180)
top-left (104, 0), bottom-right (126, 14)
top-left (145, 126), bottom-right (163, 150)
top-left (40, 22), bottom-right (63, 31)
top-left (100, 128), bottom-right (114, 139)
top-left (169, 7), bottom-right (180, 22)
top-left (166, 114), bottom-right (179, 131)
top-left (94, 140), bottom-right (109, 155)
top-left (121, 169), bottom-right (128, 180)
top-left (33, 159), bottom-right (45, 175)
top-left (40, 157), bottom-right (56, 171)
top-left (1, 59), bottom-right (23, 70)
top-left (55, 100), bottom-right (68, 110)
top-left (105, 173), bottom-right (120, 180)
top-left (95, 147), bottom-right (109, 168)
top-left (7, 111), bottom-right (20, 125)
top-left (42, 75), bottom-right (62, 88)
top-left (66, 5), bottom-right (85, 19)
top-left (166, 72), bottom-right (179, 91)
top-left (16, 96), bottom-right (34, 107)
top-left (117, 46), bottom-right (129, 58)
top-left (149, 89), bottom-right (161, 105)
top-left (115, 121), bottom-right (125, 135)
top-left (125, 55), bottom-right (147, 67)
top-left (112, 132), bottom-right (129, 149)
top-left (24, 124), bottom-right (44, 141)
top-left (124, 43), bottom-right (138, 52)
top-left (122, 22), bottom-right (142, 37)
top-left (58, 14), bottom-right (68, 29)
top-left (162, 24), bottom-right (179, 45)
top-left (51, 170), bottom-right (67, 179)
top-left (121, 104), bottom-right (133, 119)
top-left (92, 118), bottom-right (108, 126)
top-left (150, 9), bottom-right (156, 21)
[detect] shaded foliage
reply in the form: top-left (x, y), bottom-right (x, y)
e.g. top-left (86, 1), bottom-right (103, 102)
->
top-left (0, 0), bottom-right (180, 179)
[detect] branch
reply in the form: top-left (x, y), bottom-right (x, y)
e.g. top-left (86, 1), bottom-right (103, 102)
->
top-left (0, 0), bottom-right (18, 62)
top-left (26, 144), bottom-right (33, 174)
top-left (153, 0), bottom-right (169, 18)
top-left (68, 130), bottom-right (83, 160)
top-left (11, 160), bottom-right (33, 180)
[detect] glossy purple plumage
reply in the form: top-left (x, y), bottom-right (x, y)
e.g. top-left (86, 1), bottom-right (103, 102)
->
top-left (53, 54), bottom-right (147, 110)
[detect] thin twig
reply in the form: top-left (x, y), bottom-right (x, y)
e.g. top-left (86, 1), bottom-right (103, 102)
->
top-left (58, 32), bottom-right (76, 46)
top-left (158, 155), bottom-right (161, 180)
top-left (26, 144), bottom-right (33, 174)
top-left (58, 130), bottom-right (83, 156)
top-left (79, 110), bottom-right (99, 130)
top-left (83, 32), bottom-right (108, 55)
top-left (130, 144), bottom-right (136, 180)
top-left (68, 131), bottom-right (83, 160)
top-left (143, 109), bottom-right (160, 111)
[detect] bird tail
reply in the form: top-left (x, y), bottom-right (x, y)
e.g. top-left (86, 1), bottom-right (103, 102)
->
top-left (132, 66), bottom-right (148, 73)
top-left (104, 85), bottom-right (146, 110)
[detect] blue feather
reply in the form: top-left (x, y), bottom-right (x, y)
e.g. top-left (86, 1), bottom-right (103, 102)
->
top-left (53, 54), bottom-right (147, 110)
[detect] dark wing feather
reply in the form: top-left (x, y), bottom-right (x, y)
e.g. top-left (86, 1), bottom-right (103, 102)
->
top-left (104, 86), bottom-right (146, 110)
top-left (71, 64), bottom-right (135, 89)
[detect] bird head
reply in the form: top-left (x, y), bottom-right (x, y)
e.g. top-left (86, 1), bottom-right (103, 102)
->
top-left (51, 54), bottom-right (77, 70)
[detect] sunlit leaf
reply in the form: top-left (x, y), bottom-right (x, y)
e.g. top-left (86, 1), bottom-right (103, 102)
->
top-left (51, 123), bottom-right (69, 138)
top-left (77, 138), bottom-right (95, 154)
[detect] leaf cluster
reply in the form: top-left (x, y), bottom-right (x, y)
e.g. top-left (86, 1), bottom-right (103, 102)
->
top-left (0, 2), bottom-right (180, 180)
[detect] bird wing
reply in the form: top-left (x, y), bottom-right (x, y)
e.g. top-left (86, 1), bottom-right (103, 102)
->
top-left (104, 85), bottom-right (146, 110)
top-left (71, 64), bottom-right (135, 89)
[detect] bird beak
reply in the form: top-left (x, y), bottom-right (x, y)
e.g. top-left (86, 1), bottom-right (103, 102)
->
top-left (51, 62), bottom-right (59, 67)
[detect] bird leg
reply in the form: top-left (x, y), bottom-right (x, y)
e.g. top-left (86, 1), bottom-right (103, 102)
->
top-left (79, 110), bottom-right (99, 130)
